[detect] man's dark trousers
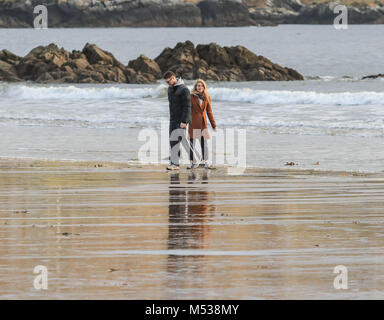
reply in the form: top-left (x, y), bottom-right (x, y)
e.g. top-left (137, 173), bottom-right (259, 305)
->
top-left (169, 121), bottom-right (187, 166)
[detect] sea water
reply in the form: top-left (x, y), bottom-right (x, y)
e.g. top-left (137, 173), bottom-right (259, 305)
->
top-left (0, 25), bottom-right (383, 173)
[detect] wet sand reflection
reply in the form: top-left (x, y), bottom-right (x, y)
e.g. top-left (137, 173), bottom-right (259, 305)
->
top-left (0, 160), bottom-right (384, 299)
top-left (167, 172), bottom-right (214, 278)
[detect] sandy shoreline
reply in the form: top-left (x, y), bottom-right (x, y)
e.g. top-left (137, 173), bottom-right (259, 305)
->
top-left (2, 124), bottom-right (384, 174)
top-left (0, 156), bottom-right (381, 177)
top-left (0, 158), bottom-right (384, 299)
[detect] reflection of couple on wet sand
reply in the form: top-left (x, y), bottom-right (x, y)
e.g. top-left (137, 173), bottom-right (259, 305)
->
top-left (167, 171), bottom-right (215, 274)
top-left (163, 71), bottom-right (217, 171)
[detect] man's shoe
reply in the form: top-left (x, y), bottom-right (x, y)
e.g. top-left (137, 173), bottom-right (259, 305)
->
top-left (187, 163), bottom-right (198, 170)
top-left (167, 164), bottom-right (180, 171)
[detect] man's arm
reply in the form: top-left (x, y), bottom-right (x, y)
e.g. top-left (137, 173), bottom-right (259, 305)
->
top-left (180, 87), bottom-right (191, 125)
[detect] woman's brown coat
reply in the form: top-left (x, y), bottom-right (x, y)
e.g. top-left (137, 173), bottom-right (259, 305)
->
top-left (188, 94), bottom-right (216, 139)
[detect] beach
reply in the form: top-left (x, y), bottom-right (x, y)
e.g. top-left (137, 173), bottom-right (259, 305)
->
top-left (0, 158), bottom-right (383, 299)
top-left (1, 24), bottom-right (384, 299)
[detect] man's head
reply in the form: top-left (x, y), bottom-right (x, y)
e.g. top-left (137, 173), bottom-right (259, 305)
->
top-left (163, 71), bottom-right (177, 87)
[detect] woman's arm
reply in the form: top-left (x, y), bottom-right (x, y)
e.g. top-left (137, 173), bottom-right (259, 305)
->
top-left (206, 96), bottom-right (216, 129)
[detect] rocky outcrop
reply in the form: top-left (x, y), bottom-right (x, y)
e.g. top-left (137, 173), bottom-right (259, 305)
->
top-left (0, 0), bottom-right (202, 27)
top-left (0, 0), bottom-right (383, 27)
top-left (9, 43), bottom-right (129, 83)
top-left (0, 0), bottom-right (274, 27)
top-left (0, 41), bottom-right (303, 83)
top-left (246, 0), bottom-right (384, 24)
top-left (293, 2), bottom-right (384, 24)
top-left (153, 40), bottom-right (304, 81)
top-left (0, 43), bottom-right (132, 83)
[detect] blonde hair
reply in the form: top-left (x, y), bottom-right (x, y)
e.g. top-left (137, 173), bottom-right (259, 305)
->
top-left (192, 79), bottom-right (210, 100)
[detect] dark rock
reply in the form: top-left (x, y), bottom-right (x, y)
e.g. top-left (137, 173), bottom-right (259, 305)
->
top-left (247, 0), bottom-right (384, 25)
top-left (198, 0), bottom-right (257, 26)
top-left (135, 73), bottom-right (158, 84)
top-left (362, 73), bottom-right (384, 80)
top-left (155, 40), bottom-right (199, 80)
top-left (154, 41), bottom-right (303, 81)
top-left (286, 67), bottom-right (303, 80)
top-left (35, 72), bottom-right (55, 83)
top-left (16, 43), bottom-right (70, 81)
top-left (196, 42), bottom-right (232, 66)
top-left (82, 43), bottom-right (128, 83)
top-left (0, 60), bottom-right (22, 82)
top-left (128, 54), bottom-right (162, 83)
top-left (76, 69), bottom-right (104, 83)
top-left (63, 0), bottom-right (203, 27)
top-left (124, 67), bottom-right (138, 83)
top-left (53, 68), bottom-right (75, 82)
top-left (294, 2), bottom-right (384, 24)
top-left (83, 43), bottom-right (118, 66)
top-left (0, 49), bottom-right (22, 81)
top-left (91, 63), bottom-right (127, 83)
top-left (0, 49), bottom-right (21, 65)
top-left (72, 58), bottom-right (91, 69)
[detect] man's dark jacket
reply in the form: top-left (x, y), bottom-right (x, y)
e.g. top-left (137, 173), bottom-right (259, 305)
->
top-left (168, 78), bottom-right (192, 124)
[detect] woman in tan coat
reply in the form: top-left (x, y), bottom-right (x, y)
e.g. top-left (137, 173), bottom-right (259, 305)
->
top-left (188, 79), bottom-right (217, 169)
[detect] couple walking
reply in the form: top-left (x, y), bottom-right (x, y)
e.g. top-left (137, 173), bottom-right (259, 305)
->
top-left (164, 71), bottom-right (217, 170)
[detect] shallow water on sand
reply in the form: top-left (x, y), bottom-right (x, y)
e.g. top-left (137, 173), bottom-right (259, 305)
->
top-left (2, 125), bottom-right (384, 174)
top-left (0, 161), bottom-right (383, 299)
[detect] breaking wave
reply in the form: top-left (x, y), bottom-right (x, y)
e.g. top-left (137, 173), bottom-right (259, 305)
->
top-left (1, 83), bottom-right (384, 106)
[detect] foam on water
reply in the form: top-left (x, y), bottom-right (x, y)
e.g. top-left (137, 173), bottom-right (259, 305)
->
top-left (0, 83), bottom-right (168, 100)
top-left (1, 82), bottom-right (384, 138)
top-left (209, 88), bottom-right (384, 106)
top-left (2, 83), bottom-right (384, 106)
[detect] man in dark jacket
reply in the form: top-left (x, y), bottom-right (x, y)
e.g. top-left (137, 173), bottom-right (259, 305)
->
top-left (164, 71), bottom-right (192, 170)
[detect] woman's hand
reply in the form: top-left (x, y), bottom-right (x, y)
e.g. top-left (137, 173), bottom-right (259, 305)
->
top-left (180, 123), bottom-right (187, 129)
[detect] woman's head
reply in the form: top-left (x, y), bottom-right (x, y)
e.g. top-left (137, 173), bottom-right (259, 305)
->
top-left (192, 79), bottom-right (209, 99)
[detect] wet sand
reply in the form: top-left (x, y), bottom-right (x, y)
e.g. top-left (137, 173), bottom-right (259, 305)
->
top-left (0, 158), bottom-right (384, 299)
